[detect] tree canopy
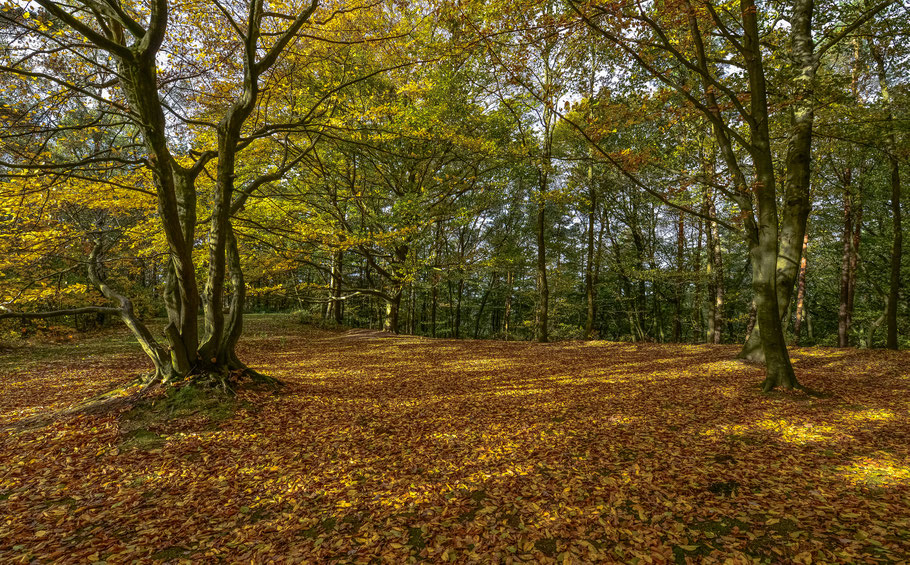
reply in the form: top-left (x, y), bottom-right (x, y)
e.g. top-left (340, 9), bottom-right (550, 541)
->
top-left (1, 0), bottom-right (908, 391)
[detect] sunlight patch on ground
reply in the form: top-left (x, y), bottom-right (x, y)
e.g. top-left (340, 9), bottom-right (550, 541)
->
top-left (703, 418), bottom-right (841, 445)
top-left (834, 408), bottom-right (898, 422)
top-left (838, 454), bottom-right (910, 487)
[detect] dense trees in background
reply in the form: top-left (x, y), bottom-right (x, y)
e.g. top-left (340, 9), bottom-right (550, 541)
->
top-left (1, 0), bottom-right (907, 390)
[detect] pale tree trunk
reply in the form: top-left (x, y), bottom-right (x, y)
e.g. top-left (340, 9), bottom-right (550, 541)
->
top-left (692, 215), bottom-right (704, 342)
top-left (384, 292), bottom-right (402, 334)
top-left (704, 185), bottom-right (724, 344)
top-left (431, 283), bottom-right (438, 338)
top-left (455, 277), bottom-right (464, 339)
top-left (886, 159), bottom-right (902, 349)
top-left (431, 222), bottom-right (442, 338)
top-left (474, 273), bottom-right (496, 339)
top-left (793, 232), bottom-right (809, 345)
top-left (504, 270), bottom-right (513, 341)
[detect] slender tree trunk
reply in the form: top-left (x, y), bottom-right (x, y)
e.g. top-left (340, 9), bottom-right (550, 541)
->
top-left (793, 232), bottom-right (809, 345)
top-left (886, 160), bottom-right (902, 349)
top-left (431, 283), bottom-right (438, 338)
top-left (838, 182), bottom-right (854, 347)
top-left (504, 270), bottom-right (513, 341)
top-left (692, 215), bottom-right (704, 342)
top-left (536, 197), bottom-right (549, 343)
top-left (474, 273), bottom-right (496, 339)
top-left (585, 183), bottom-right (597, 339)
top-left (673, 213), bottom-right (684, 342)
top-left (704, 186), bottom-right (724, 344)
top-left (847, 198), bottom-right (862, 338)
top-left (454, 277), bottom-right (464, 339)
top-left (328, 250), bottom-right (344, 324)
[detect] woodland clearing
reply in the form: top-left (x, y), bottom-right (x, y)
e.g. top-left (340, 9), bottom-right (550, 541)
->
top-left (1, 315), bottom-right (909, 564)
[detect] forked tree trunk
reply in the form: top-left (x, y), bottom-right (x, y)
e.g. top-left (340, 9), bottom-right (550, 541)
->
top-left (742, 0), bottom-right (799, 391)
top-left (33, 0), bottom-right (321, 386)
top-left (738, 0), bottom-right (813, 364)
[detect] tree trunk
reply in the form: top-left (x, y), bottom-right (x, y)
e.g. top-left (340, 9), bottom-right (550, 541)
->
top-left (504, 270), bottom-right (513, 341)
top-left (886, 158), bottom-right (902, 349)
top-left (328, 250), bottom-right (344, 324)
top-left (384, 292), bottom-right (401, 334)
top-left (536, 198), bottom-right (549, 343)
top-left (704, 185), bottom-right (724, 344)
top-left (431, 283), bottom-right (438, 338)
top-left (792, 232), bottom-right (809, 346)
top-left (454, 277), bottom-right (464, 339)
top-left (838, 182), bottom-right (854, 347)
top-left (737, 0), bottom-right (813, 363)
top-left (673, 213), bottom-right (684, 342)
top-left (692, 215), bottom-right (704, 342)
top-left (474, 273), bottom-right (496, 339)
top-left (585, 183), bottom-right (597, 339)
top-left (741, 0), bottom-right (799, 391)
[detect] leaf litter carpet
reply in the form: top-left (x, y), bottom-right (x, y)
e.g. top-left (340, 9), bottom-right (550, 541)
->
top-left (1, 322), bottom-right (909, 563)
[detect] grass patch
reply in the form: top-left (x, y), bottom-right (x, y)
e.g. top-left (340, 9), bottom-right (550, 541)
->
top-left (119, 383), bottom-right (239, 449)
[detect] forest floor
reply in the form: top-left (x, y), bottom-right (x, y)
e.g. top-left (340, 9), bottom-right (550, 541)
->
top-left (1, 315), bottom-right (909, 564)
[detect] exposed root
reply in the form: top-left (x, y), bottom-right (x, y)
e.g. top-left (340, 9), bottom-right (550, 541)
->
top-left (7, 372), bottom-right (162, 431)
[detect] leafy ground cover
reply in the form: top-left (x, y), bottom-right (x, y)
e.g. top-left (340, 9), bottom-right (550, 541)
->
top-left (1, 315), bottom-right (909, 563)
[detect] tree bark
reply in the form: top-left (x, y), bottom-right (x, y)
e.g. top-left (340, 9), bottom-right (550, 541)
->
top-left (792, 232), bottom-right (809, 346)
top-left (741, 0), bottom-right (800, 390)
top-left (504, 270), bottom-right (513, 341)
top-left (454, 277), bottom-right (464, 339)
top-left (384, 292), bottom-right (401, 334)
top-left (673, 212), bottom-right (684, 342)
top-left (585, 182), bottom-right (598, 339)
top-left (738, 0), bottom-right (814, 362)
top-left (838, 179), bottom-right (854, 347)
top-left (474, 273), bottom-right (496, 339)
top-left (536, 198), bottom-right (549, 343)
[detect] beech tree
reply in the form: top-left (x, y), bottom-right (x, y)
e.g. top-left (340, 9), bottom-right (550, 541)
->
top-left (0, 0), bottom-right (323, 384)
top-left (567, 0), bottom-right (896, 390)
